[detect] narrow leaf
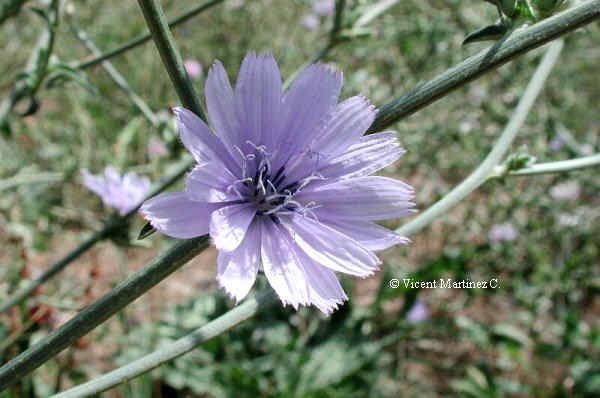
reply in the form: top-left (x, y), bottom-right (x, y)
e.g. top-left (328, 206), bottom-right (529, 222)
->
top-left (138, 221), bottom-right (156, 240)
top-left (463, 23), bottom-right (508, 45)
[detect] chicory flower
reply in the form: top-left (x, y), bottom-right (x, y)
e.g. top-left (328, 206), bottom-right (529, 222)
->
top-left (141, 52), bottom-right (415, 314)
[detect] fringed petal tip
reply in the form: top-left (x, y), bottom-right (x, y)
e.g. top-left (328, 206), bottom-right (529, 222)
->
top-left (313, 61), bottom-right (342, 77)
top-left (356, 93), bottom-right (376, 113)
top-left (276, 295), bottom-right (348, 316)
top-left (216, 276), bottom-right (245, 304)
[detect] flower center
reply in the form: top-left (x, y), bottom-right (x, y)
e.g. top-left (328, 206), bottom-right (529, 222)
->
top-left (226, 141), bottom-right (323, 219)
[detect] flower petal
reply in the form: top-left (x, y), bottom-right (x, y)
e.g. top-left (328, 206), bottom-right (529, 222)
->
top-left (260, 218), bottom-right (310, 309)
top-left (285, 238), bottom-right (348, 314)
top-left (185, 163), bottom-right (238, 203)
top-left (318, 131), bottom-right (405, 181)
top-left (319, 217), bottom-right (409, 251)
top-left (140, 192), bottom-right (221, 239)
top-left (173, 107), bottom-right (240, 175)
top-left (234, 52), bottom-right (282, 148)
top-left (205, 60), bottom-right (242, 150)
top-left (279, 214), bottom-right (380, 277)
top-left (210, 203), bottom-right (257, 252)
top-left (309, 95), bottom-right (376, 158)
top-left (217, 219), bottom-right (261, 302)
top-left (298, 176), bottom-right (416, 221)
top-left (274, 64), bottom-right (342, 167)
top-left (82, 169), bottom-right (108, 199)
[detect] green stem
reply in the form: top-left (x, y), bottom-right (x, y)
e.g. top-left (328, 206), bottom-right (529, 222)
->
top-left (73, 27), bottom-right (159, 127)
top-left (0, 158), bottom-right (194, 315)
top-left (506, 153), bottom-right (600, 176)
top-left (136, 0), bottom-right (205, 120)
top-left (396, 39), bottom-right (563, 237)
top-left (367, 0), bottom-right (600, 133)
top-left (354, 0), bottom-right (400, 28)
top-left (72, 0), bottom-right (224, 71)
top-left (51, 290), bottom-right (276, 398)
top-left (286, 0), bottom-right (347, 89)
top-left (330, 0), bottom-right (346, 43)
top-left (0, 172), bottom-right (63, 192)
top-left (0, 236), bottom-right (209, 390)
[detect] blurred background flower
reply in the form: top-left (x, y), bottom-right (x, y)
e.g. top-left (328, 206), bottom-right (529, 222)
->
top-left (184, 59), bottom-right (203, 79)
top-left (82, 167), bottom-right (151, 215)
top-left (550, 181), bottom-right (581, 201)
top-left (488, 222), bottom-right (519, 242)
top-left (406, 299), bottom-right (429, 323)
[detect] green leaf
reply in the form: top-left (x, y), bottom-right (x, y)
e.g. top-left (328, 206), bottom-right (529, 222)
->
top-left (45, 63), bottom-right (99, 95)
top-left (138, 221), bottom-right (156, 240)
top-left (492, 323), bottom-right (530, 346)
top-left (463, 23), bottom-right (509, 45)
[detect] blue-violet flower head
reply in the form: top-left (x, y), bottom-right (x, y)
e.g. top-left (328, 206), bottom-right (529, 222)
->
top-left (141, 52), bottom-right (415, 314)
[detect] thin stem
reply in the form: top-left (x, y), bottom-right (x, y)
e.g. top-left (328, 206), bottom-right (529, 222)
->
top-left (0, 158), bottom-right (195, 315)
top-left (136, 0), bottom-right (205, 120)
top-left (505, 153), bottom-right (600, 176)
top-left (72, 0), bottom-right (224, 70)
top-left (285, 0), bottom-right (347, 90)
top-left (396, 40), bottom-right (563, 237)
top-left (0, 172), bottom-right (63, 192)
top-left (73, 27), bottom-right (159, 127)
top-left (367, 0), bottom-right (600, 133)
top-left (353, 0), bottom-right (400, 28)
top-left (0, 236), bottom-right (209, 390)
top-left (0, 306), bottom-right (50, 354)
top-left (52, 290), bottom-right (276, 398)
top-left (330, 0), bottom-right (346, 43)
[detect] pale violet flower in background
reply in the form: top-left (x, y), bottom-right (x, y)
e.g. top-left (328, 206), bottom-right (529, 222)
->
top-left (82, 167), bottom-right (151, 215)
top-left (313, 0), bottom-right (335, 16)
top-left (147, 137), bottom-right (169, 158)
top-left (550, 181), bottom-right (581, 201)
top-left (141, 52), bottom-right (415, 314)
top-left (488, 222), bottom-right (519, 242)
top-left (301, 14), bottom-right (320, 30)
top-left (184, 59), bottom-right (203, 79)
top-left (406, 299), bottom-right (429, 323)
top-left (548, 136), bottom-right (564, 151)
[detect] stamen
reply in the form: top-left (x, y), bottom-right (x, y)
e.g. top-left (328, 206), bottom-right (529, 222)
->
top-left (265, 193), bottom-right (288, 202)
top-left (266, 179), bottom-right (278, 194)
top-left (246, 140), bottom-right (271, 156)
top-left (296, 173), bottom-right (325, 192)
top-left (227, 177), bottom-right (253, 199)
top-left (228, 141), bottom-right (324, 219)
top-left (263, 203), bottom-right (287, 215)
